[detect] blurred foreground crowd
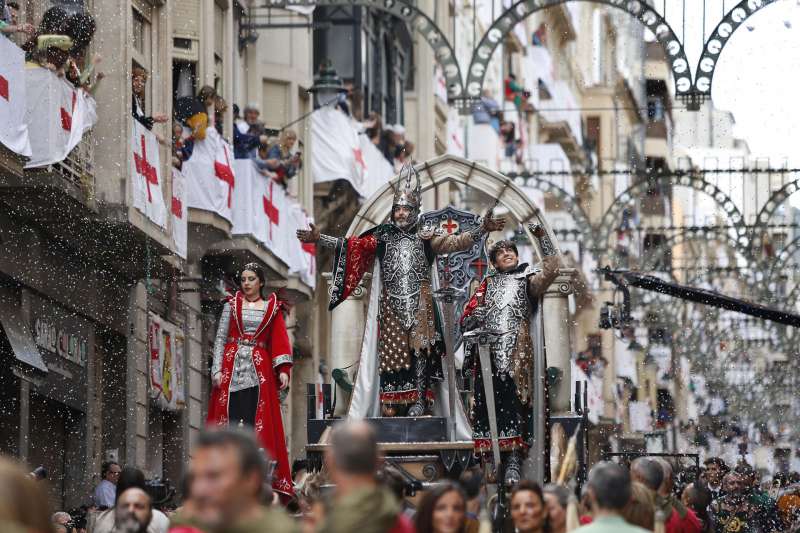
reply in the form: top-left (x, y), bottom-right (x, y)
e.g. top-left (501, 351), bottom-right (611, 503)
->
top-left (4, 422), bottom-right (800, 533)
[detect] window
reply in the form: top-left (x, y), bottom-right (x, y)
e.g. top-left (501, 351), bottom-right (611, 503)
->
top-left (132, 9), bottom-right (146, 54)
top-left (130, 4), bottom-right (152, 75)
top-left (647, 97), bottom-right (664, 122)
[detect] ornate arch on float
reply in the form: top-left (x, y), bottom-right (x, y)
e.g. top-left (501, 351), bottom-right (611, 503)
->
top-left (262, 0), bottom-right (465, 100)
top-left (595, 173), bottom-right (748, 253)
top-left (695, 0), bottom-right (783, 98)
top-left (464, 0), bottom-right (694, 103)
top-left (336, 154), bottom-right (574, 481)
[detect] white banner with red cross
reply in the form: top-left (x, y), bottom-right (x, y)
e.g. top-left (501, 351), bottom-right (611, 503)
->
top-left (171, 167), bottom-right (188, 259)
top-left (131, 119), bottom-right (167, 228)
top-left (24, 66), bottom-right (97, 168)
top-left (184, 127), bottom-right (236, 222)
top-left (310, 106), bottom-right (368, 196)
top-left (0, 36), bottom-right (31, 157)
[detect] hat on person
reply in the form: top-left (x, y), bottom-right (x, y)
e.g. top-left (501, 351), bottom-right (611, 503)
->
top-left (392, 124), bottom-right (406, 135)
top-left (244, 102), bottom-right (260, 113)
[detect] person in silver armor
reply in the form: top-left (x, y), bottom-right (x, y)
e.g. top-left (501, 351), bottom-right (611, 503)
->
top-left (461, 224), bottom-right (560, 486)
top-left (297, 165), bottom-right (505, 416)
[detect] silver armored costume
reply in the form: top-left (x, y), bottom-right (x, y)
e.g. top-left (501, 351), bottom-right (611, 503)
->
top-left (212, 302), bottom-right (264, 392)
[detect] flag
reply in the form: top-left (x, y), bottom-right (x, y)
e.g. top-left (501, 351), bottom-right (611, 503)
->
top-left (310, 106), bottom-right (366, 195)
top-left (171, 167), bottom-right (188, 259)
top-left (24, 66), bottom-right (97, 168)
top-left (358, 133), bottom-right (395, 199)
top-left (184, 127), bottom-right (235, 222)
top-left (131, 119), bottom-right (167, 228)
top-left (0, 35), bottom-right (31, 157)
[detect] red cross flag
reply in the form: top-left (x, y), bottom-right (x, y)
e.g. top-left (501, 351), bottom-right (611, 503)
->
top-left (24, 66), bottom-right (97, 168)
top-left (263, 179), bottom-right (280, 244)
top-left (171, 167), bottom-right (188, 259)
top-left (131, 119), bottom-right (167, 228)
top-left (0, 36), bottom-right (31, 157)
top-left (185, 127), bottom-right (235, 223)
top-left (310, 106), bottom-right (367, 194)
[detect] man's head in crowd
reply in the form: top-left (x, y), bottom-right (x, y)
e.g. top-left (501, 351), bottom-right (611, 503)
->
top-left (326, 420), bottom-right (380, 491)
top-left (703, 457), bottom-right (728, 486)
top-left (723, 471), bottom-right (748, 500)
top-left (101, 461), bottom-right (122, 485)
top-left (114, 487), bottom-right (152, 533)
top-left (244, 104), bottom-right (261, 125)
top-left (630, 457), bottom-right (664, 493)
top-left (586, 461), bottom-right (632, 514)
top-left (656, 458), bottom-right (674, 496)
top-left (189, 428), bottom-right (267, 529)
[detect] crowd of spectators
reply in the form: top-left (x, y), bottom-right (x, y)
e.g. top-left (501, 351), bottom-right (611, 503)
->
top-left (5, 424), bottom-right (800, 533)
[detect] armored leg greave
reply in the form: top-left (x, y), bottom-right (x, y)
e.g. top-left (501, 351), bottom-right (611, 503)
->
top-left (407, 354), bottom-right (430, 417)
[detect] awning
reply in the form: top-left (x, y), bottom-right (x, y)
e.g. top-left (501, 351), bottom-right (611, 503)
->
top-left (0, 302), bottom-right (48, 372)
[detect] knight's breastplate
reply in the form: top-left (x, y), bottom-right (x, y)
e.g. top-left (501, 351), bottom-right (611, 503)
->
top-left (483, 273), bottom-right (530, 373)
top-left (380, 231), bottom-right (430, 330)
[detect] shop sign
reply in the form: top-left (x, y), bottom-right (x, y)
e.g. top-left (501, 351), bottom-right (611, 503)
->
top-left (33, 317), bottom-right (88, 366)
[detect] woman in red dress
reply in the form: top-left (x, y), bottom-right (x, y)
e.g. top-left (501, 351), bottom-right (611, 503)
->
top-left (206, 263), bottom-right (295, 501)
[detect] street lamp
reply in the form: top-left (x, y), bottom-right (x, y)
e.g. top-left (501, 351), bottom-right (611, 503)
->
top-left (309, 59), bottom-right (347, 109)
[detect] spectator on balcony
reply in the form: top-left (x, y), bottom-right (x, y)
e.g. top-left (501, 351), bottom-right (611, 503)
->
top-left (176, 85), bottom-right (217, 142)
top-left (265, 129), bottom-right (300, 188)
top-left (22, 6), bottom-right (72, 73)
top-left (172, 120), bottom-right (193, 169)
top-left (253, 142), bottom-right (279, 180)
top-left (234, 104), bottom-right (268, 160)
top-left (64, 13), bottom-right (102, 92)
top-left (504, 74), bottom-right (529, 110)
top-left (380, 124), bottom-right (405, 164)
top-left (500, 120), bottom-right (517, 158)
top-left (364, 112), bottom-right (383, 145)
top-left (394, 141), bottom-right (414, 171)
top-left (214, 95), bottom-right (228, 137)
top-left (472, 90), bottom-right (501, 133)
top-left (132, 66), bottom-right (168, 132)
top-left (1, 2), bottom-right (34, 36)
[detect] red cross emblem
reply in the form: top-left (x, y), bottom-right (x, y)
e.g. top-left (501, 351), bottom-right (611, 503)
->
top-left (262, 180), bottom-right (279, 240)
top-left (214, 144), bottom-right (235, 208)
top-left (134, 134), bottom-right (159, 202)
top-left (0, 75), bottom-right (8, 101)
top-left (171, 195), bottom-right (183, 218)
top-left (61, 91), bottom-right (77, 131)
top-left (353, 148), bottom-right (366, 170)
top-left (471, 256), bottom-right (488, 279)
top-left (442, 218), bottom-right (459, 234)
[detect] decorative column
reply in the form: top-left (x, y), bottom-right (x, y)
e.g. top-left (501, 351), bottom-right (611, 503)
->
top-left (543, 269), bottom-right (576, 415)
top-left (324, 272), bottom-right (370, 416)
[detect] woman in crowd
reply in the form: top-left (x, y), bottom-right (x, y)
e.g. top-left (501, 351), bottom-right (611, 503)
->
top-left (415, 481), bottom-right (468, 533)
top-left (132, 66), bottom-right (168, 131)
top-left (510, 480), bottom-right (549, 533)
top-left (543, 484), bottom-right (570, 533)
top-left (266, 129), bottom-right (301, 187)
top-left (622, 481), bottom-right (655, 530)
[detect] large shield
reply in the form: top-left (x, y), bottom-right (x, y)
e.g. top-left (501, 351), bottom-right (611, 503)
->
top-left (420, 206), bottom-right (488, 350)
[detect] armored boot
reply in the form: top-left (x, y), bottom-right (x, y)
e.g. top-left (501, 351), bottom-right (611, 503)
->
top-left (407, 355), bottom-right (430, 417)
top-left (504, 450), bottom-right (522, 487)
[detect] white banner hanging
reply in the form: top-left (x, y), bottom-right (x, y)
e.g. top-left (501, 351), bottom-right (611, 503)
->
top-left (131, 119), bottom-right (167, 228)
top-left (0, 35), bottom-right (31, 157)
top-left (171, 167), bottom-right (188, 259)
top-left (184, 127), bottom-right (236, 223)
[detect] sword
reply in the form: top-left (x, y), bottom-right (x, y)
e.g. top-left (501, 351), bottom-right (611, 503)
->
top-left (463, 329), bottom-right (503, 475)
top-left (433, 285), bottom-right (464, 441)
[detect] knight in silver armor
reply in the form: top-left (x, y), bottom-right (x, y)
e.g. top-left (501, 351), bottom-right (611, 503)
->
top-left (461, 224), bottom-right (559, 486)
top-left (298, 164), bottom-right (505, 416)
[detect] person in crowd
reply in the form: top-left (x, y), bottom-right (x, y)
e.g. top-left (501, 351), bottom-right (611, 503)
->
top-left (172, 120), bottom-right (193, 169)
top-left (113, 487), bottom-right (160, 533)
top-left (655, 458), bottom-right (702, 533)
top-left (176, 86), bottom-right (217, 141)
top-left (132, 67), bottom-right (168, 132)
top-left (472, 90), bottom-right (501, 133)
top-left (52, 512), bottom-right (73, 533)
top-left (510, 480), bottom-right (549, 533)
top-left (266, 129), bottom-right (301, 187)
top-left (364, 112), bottom-right (383, 146)
top-left (64, 12), bottom-right (100, 91)
top-left (22, 6), bottom-right (72, 72)
top-left (93, 466), bottom-right (170, 533)
top-left (174, 428), bottom-right (297, 533)
top-left (214, 95), bottom-right (228, 137)
top-left (394, 141), bottom-right (415, 171)
top-left (379, 124), bottom-right (399, 163)
top-left (0, 456), bottom-right (55, 533)
top-left (253, 142), bottom-right (280, 180)
top-left (415, 481), bottom-right (467, 533)
top-left (575, 461), bottom-right (649, 533)
top-left (1, 2), bottom-right (34, 35)
top-left (243, 103), bottom-right (266, 136)
top-left (543, 484), bottom-right (570, 533)
top-left (712, 467), bottom-right (783, 533)
top-left (233, 104), bottom-right (268, 160)
top-left (294, 471), bottom-right (325, 533)
top-left (93, 461), bottom-right (122, 509)
top-left (702, 457), bottom-right (728, 501)
top-left (682, 482), bottom-right (714, 533)
top-left (460, 469), bottom-right (484, 533)
top-left (622, 481), bottom-right (655, 530)
top-left (319, 421), bottom-right (413, 533)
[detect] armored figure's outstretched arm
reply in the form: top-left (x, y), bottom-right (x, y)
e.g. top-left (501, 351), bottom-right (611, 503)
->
top-left (429, 208), bottom-right (506, 254)
top-left (526, 224), bottom-right (561, 297)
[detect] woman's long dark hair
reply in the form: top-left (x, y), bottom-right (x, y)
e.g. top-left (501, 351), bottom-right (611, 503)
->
top-left (415, 481), bottom-right (468, 533)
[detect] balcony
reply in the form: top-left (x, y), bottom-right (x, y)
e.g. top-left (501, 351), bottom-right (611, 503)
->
top-left (538, 81), bottom-right (585, 163)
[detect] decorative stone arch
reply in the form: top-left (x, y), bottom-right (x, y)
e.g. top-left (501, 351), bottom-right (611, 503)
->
top-left (263, 0), bottom-right (464, 100)
top-left (596, 174), bottom-right (748, 252)
top-left (465, 0), bottom-right (693, 101)
top-left (695, 0), bottom-right (782, 97)
top-left (331, 154), bottom-right (574, 480)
